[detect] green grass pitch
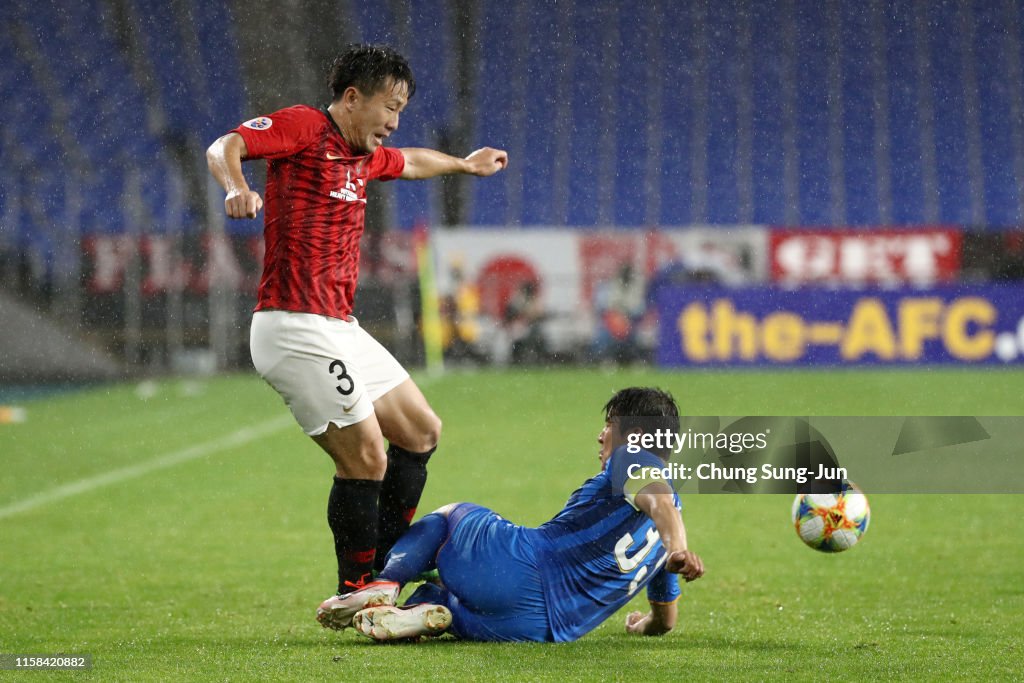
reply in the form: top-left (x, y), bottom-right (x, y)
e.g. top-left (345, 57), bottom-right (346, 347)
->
top-left (1, 368), bottom-right (1022, 681)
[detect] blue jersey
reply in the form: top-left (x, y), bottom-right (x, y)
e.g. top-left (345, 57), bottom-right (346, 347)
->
top-left (532, 445), bottom-right (682, 642)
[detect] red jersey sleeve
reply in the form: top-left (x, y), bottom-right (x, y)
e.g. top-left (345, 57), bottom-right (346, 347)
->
top-left (366, 145), bottom-right (405, 181)
top-left (231, 105), bottom-right (323, 160)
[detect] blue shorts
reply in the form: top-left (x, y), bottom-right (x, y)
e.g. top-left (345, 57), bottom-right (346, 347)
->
top-left (407, 503), bottom-right (552, 642)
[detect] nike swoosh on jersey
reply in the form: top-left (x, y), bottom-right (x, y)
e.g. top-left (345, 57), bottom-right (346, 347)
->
top-left (325, 152), bottom-right (345, 160)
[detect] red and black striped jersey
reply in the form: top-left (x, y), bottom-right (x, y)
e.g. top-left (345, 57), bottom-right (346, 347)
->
top-left (232, 105), bottom-right (404, 319)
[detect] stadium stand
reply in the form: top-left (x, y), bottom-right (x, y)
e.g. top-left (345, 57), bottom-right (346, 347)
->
top-left (467, 0), bottom-right (516, 226)
top-left (0, 0), bottom-right (258, 290)
top-left (4, 0), bottom-right (1024, 376)
top-left (4, 0), bottom-right (1024, 273)
top-left (463, 0), bottom-right (1024, 229)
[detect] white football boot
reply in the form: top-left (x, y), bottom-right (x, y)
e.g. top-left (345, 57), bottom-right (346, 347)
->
top-left (316, 580), bottom-right (401, 630)
top-left (352, 603), bottom-right (452, 641)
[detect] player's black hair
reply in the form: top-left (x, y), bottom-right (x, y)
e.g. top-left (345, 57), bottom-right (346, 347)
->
top-left (603, 387), bottom-right (680, 458)
top-left (329, 44), bottom-right (416, 101)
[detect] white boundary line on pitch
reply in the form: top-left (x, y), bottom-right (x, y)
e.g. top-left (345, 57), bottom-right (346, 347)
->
top-left (0, 414), bottom-right (295, 521)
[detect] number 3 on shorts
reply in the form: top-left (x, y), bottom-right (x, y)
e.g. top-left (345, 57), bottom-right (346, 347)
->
top-left (328, 360), bottom-right (355, 396)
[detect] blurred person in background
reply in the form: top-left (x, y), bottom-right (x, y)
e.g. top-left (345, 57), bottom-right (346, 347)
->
top-left (503, 281), bottom-right (549, 364)
top-left (440, 263), bottom-right (488, 364)
top-left (592, 264), bottom-right (647, 365)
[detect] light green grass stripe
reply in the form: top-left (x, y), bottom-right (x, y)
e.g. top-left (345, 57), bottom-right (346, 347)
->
top-left (0, 414), bottom-right (293, 521)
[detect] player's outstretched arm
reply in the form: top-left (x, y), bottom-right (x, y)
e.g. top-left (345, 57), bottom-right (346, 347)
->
top-left (634, 483), bottom-right (687, 553)
top-left (206, 132), bottom-right (263, 219)
top-left (628, 483), bottom-right (702, 637)
top-left (634, 483), bottom-right (705, 582)
top-left (400, 147), bottom-right (508, 180)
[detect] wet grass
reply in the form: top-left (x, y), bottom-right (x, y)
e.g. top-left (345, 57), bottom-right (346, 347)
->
top-left (1, 368), bottom-right (1021, 681)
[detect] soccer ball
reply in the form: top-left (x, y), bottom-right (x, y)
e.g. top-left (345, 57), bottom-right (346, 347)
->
top-left (791, 482), bottom-right (870, 552)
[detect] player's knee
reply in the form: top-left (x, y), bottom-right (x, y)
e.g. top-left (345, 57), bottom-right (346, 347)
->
top-left (321, 430), bottom-right (388, 480)
top-left (407, 412), bottom-right (442, 453)
top-left (424, 413), bottom-right (442, 450)
top-left (433, 502), bottom-right (458, 517)
top-left (343, 444), bottom-right (386, 479)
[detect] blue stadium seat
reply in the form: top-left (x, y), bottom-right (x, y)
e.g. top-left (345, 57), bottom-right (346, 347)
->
top-left (7, 0), bottom-right (1024, 242)
top-left (704, 2), bottom-right (742, 225)
top-left (749, 0), bottom-right (786, 227)
top-left (657, 1), bottom-right (696, 227)
top-left (351, 0), bottom-right (400, 47)
top-left (395, 0), bottom-right (455, 229)
top-left (925, 1), bottom-right (972, 226)
top-left (749, 0), bottom-right (787, 226)
top-left (520, 0), bottom-right (568, 227)
top-left (793, 2), bottom-right (832, 226)
top-left (839, 1), bottom-right (881, 226)
top-left (884, 0), bottom-right (926, 225)
top-left (974, 1), bottom-right (1020, 226)
top-left (190, 0), bottom-right (248, 144)
top-left (130, 0), bottom-right (199, 138)
top-left (468, 1), bottom-right (516, 225)
top-left (564, 3), bottom-right (606, 226)
top-left (612, 3), bottom-right (650, 228)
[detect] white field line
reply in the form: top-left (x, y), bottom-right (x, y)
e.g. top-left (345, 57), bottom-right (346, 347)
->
top-left (0, 414), bottom-right (294, 521)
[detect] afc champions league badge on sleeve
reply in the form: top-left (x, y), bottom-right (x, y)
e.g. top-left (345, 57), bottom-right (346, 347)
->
top-left (243, 116), bottom-right (273, 131)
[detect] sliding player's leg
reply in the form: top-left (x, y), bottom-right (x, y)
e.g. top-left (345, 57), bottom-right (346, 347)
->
top-left (352, 597), bottom-right (452, 641)
top-left (374, 504), bottom-right (455, 583)
top-left (351, 504), bottom-right (458, 641)
top-left (358, 504), bottom-right (551, 642)
top-left (375, 502), bottom-right (498, 587)
top-left (430, 506), bottom-right (550, 641)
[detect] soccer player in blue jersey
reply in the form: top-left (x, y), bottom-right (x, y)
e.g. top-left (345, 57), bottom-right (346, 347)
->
top-left (317, 387), bottom-right (704, 642)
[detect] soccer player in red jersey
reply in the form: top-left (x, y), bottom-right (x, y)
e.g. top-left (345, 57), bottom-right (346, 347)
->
top-left (205, 45), bottom-right (507, 628)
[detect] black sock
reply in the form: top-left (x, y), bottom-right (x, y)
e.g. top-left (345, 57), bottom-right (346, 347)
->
top-left (374, 445), bottom-right (434, 572)
top-left (327, 476), bottom-right (382, 593)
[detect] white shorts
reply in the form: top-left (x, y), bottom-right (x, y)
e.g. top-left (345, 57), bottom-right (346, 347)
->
top-left (249, 310), bottom-right (409, 436)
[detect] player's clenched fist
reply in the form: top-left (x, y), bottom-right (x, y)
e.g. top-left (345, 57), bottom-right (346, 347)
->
top-left (225, 188), bottom-right (263, 219)
top-left (624, 611), bottom-right (647, 634)
top-left (463, 147), bottom-right (508, 176)
top-left (666, 549), bottom-right (705, 582)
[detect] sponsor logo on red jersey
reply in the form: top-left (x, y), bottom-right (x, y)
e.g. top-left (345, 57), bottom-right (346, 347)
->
top-left (242, 116), bottom-right (273, 130)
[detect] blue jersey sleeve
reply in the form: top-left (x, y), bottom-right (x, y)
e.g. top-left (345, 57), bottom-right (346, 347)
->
top-left (608, 445), bottom-right (671, 509)
top-left (646, 564), bottom-right (681, 604)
